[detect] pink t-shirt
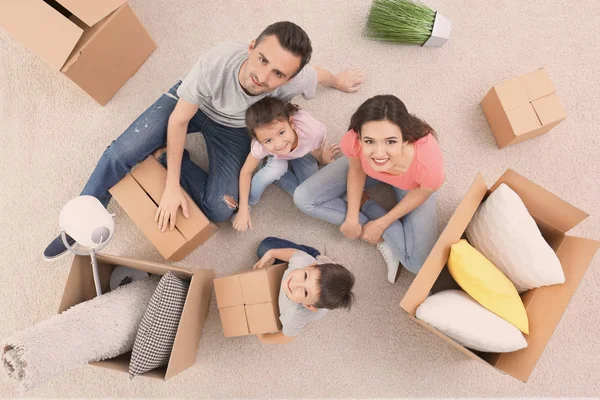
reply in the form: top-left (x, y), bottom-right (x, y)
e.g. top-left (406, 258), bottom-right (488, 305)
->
top-left (250, 110), bottom-right (327, 160)
top-left (340, 130), bottom-right (445, 191)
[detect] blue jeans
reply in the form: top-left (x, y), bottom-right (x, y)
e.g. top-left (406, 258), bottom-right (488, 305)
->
top-left (249, 154), bottom-right (319, 206)
top-left (80, 81), bottom-right (250, 222)
top-left (293, 157), bottom-right (438, 273)
top-left (256, 237), bottom-right (321, 264)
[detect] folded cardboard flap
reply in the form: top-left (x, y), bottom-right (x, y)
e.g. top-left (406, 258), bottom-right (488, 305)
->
top-left (400, 170), bottom-right (599, 382)
top-left (490, 235), bottom-right (600, 381)
top-left (490, 169), bottom-right (588, 234)
top-left (0, 1), bottom-right (83, 71)
top-left (59, 253), bottom-right (214, 380)
top-left (400, 173), bottom-right (488, 315)
top-left (166, 268), bottom-right (215, 380)
top-left (54, 0), bottom-right (127, 26)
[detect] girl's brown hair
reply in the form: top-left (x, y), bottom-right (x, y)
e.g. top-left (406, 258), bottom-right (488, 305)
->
top-left (348, 95), bottom-right (436, 142)
top-left (245, 97), bottom-right (300, 138)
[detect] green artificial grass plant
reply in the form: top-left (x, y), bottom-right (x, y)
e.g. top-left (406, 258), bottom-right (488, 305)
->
top-left (366, 0), bottom-right (436, 45)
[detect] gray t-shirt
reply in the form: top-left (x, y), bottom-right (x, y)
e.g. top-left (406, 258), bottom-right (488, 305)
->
top-left (278, 251), bottom-right (328, 337)
top-left (177, 41), bottom-right (318, 128)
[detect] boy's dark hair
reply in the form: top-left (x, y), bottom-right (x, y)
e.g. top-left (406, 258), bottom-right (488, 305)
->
top-left (255, 21), bottom-right (312, 77)
top-left (313, 263), bottom-right (355, 310)
top-left (245, 97), bottom-right (300, 138)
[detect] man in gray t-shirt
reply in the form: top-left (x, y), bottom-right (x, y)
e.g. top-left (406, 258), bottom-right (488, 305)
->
top-left (253, 236), bottom-right (356, 344)
top-left (43, 21), bottom-right (364, 260)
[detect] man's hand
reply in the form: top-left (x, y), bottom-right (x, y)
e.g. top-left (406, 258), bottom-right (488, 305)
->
top-left (155, 185), bottom-right (189, 232)
top-left (253, 251), bottom-right (276, 269)
top-left (334, 69), bottom-right (365, 93)
top-left (319, 142), bottom-right (341, 165)
top-left (361, 219), bottom-right (387, 244)
top-left (340, 218), bottom-right (362, 239)
top-left (232, 209), bottom-right (252, 232)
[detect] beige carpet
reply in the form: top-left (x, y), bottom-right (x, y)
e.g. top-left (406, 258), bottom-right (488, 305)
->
top-left (1, 0), bottom-right (599, 397)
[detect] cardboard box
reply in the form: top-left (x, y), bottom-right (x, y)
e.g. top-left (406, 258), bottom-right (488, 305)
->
top-left (0, 0), bottom-right (157, 105)
top-left (58, 253), bottom-right (215, 380)
top-left (109, 156), bottom-right (219, 261)
top-left (214, 263), bottom-right (288, 337)
top-left (481, 69), bottom-right (566, 148)
top-left (400, 169), bottom-right (599, 382)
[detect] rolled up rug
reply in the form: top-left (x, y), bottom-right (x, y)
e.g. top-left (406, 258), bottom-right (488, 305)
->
top-left (1, 275), bottom-right (159, 393)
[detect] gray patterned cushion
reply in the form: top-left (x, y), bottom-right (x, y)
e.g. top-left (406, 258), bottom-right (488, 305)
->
top-left (129, 272), bottom-right (190, 378)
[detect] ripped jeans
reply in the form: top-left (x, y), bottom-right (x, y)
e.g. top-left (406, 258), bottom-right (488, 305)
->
top-left (80, 81), bottom-right (250, 222)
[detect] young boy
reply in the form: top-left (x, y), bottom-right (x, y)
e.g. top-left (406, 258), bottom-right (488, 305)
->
top-left (253, 237), bottom-right (355, 344)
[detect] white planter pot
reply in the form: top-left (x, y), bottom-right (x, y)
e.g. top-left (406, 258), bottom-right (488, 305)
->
top-left (423, 12), bottom-right (452, 47)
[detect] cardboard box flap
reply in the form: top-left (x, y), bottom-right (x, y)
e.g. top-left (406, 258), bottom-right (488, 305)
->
top-left (55, 0), bottom-right (127, 26)
top-left (96, 253), bottom-right (192, 277)
top-left (506, 105), bottom-right (542, 136)
top-left (400, 174), bottom-right (488, 315)
top-left (246, 303), bottom-right (281, 334)
top-left (531, 94), bottom-right (567, 126)
top-left (167, 270), bottom-right (215, 380)
top-left (520, 68), bottom-right (556, 101)
top-left (0, 1), bottom-right (83, 71)
top-left (494, 78), bottom-right (529, 110)
top-left (214, 275), bottom-right (244, 308)
top-left (131, 157), bottom-right (212, 239)
top-left (240, 270), bottom-right (273, 304)
top-left (493, 235), bottom-right (600, 382)
top-left (491, 169), bottom-right (588, 233)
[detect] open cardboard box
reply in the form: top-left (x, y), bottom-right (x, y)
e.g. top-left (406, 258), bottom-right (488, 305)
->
top-left (109, 156), bottom-right (219, 261)
top-left (0, 0), bottom-right (156, 105)
top-left (481, 68), bottom-right (567, 148)
top-left (214, 263), bottom-right (287, 337)
top-left (58, 253), bottom-right (215, 380)
top-left (400, 169), bottom-right (599, 382)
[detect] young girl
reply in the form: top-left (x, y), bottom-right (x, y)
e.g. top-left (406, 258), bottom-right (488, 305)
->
top-left (294, 95), bottom-right (444, 283)
top-left (233, 97), bottom-right (339, 232)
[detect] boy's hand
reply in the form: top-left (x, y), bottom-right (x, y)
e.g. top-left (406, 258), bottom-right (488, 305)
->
top-left (232, 208), bottom-right (252, 232)
top-left (253, 251), bottom-right (275, 269)
top-left (340, 218), bottom-right (362, 239)
top-left (319, 142), bottom-right (341, 165)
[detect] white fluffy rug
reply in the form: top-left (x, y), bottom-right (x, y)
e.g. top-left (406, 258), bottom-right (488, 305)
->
top-left (1, 276), bottom-right (159, 393)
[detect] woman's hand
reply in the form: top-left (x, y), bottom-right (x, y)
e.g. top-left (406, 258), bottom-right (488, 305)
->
top-left (340, 218), bottom-right (362, 239)
top-left (361, 219), bottom-right (388, 244)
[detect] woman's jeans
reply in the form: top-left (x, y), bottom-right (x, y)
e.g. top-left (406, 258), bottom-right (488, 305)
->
top-left (248, 154), bottom-right (319, 206)
top-left (81, 81), bottom-right (250, 222)
top-left (293, 157), bottom-right (438, 273)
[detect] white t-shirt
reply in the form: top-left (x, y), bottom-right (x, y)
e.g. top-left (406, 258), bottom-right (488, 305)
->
top-left (278, 251), bottom-right (329, 337)
top-left (177, 41), bottom-right (318, 128)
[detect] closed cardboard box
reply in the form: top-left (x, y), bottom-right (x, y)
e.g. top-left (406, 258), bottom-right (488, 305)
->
top-left (0, 0), bottom-right (156, 105)
top-left (481, 69), bottom-right (566, 148)
top-left (214, 264), bottom-right (288, 337)
top-left (400, 169), bottom-right (599, 382)
top-left (109, 156), bottom-right (219, 261)
top-left (59, 253), bottom-right (215, 380)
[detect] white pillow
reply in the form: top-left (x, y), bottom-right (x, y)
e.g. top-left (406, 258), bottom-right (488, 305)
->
top-left (416, 290), bottom-right (527, 353)
top-left (465, 183), bottom-right (564, 293)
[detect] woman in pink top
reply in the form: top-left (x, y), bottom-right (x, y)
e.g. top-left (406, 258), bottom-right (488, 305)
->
top-left (294, 95), bottom-right (444, 282)
top-left (233, 97), bottom-right (339, 232)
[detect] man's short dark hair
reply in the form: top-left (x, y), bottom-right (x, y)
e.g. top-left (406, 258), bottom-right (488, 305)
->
top-left (313, 263), bottom-right (355, 310)
top-left (256, 21), bottom-right (312, 77)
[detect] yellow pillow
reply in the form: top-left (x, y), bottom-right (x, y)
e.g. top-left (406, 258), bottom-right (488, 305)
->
top-left (448, 239), bottom-right (529, 334)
